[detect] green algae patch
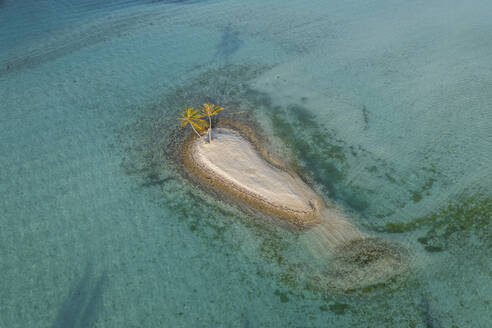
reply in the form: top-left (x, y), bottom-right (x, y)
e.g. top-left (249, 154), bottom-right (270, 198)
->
top-left (274, 289), bottom-right (290, 303)
top-left (268, 104), bottom-right (347, 191)
top-left (409, 176), bottom-right (436, 203)
top-left (320, 302), bottom-right (350, 315)
top-left (382, 193), bottom-right (492, 251)
top-left (329, 302), bottom-right (349, 315)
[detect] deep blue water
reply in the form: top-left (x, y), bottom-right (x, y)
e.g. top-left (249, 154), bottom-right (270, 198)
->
top-left (1, 0), bottom-right (491, 327)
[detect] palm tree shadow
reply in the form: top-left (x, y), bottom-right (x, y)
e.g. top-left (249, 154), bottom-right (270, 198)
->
top-left (216, 24), bottom-right (244, 60)
top-left (419, 292), bottom-right (442, 328)
top-left (53, 262), bottom-right (108, 328)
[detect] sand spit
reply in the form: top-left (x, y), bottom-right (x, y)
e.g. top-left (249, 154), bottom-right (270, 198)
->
top-left (183, 128), bottom-right (325, 226)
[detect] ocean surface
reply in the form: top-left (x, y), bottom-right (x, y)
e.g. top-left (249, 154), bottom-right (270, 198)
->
top-left (1, 0), bottom-right (491, 327)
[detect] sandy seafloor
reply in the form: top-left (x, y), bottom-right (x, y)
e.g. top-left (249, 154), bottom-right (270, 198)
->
top-left (1, 0), bottom-right (491, 327)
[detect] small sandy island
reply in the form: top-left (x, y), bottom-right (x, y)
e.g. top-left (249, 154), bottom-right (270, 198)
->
top-left (183, 128), bottom-right (325, 226)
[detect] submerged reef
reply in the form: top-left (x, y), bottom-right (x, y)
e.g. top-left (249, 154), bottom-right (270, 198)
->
top-left (381, 193), bottom-right (491, 252)
top-left (325, 238), bottom-right (409, 292)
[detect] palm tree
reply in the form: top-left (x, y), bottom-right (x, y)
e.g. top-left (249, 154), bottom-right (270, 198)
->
top-left (178, 106), bottom-right (208, 137)
top-left (201, 103), bottom-right (224, 142)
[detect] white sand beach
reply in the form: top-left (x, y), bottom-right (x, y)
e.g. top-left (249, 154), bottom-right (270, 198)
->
top-left (183, 128), bottom-right (325, 225)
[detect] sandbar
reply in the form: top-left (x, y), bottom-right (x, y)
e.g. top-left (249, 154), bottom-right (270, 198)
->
top-left (181, 126), bottom-right (408, 292)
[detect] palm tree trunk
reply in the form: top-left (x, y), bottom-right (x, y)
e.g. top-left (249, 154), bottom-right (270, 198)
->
top-left (208, 115), bottom-right (213, 142)
top-left (190, 124), bottom-right (201, 137)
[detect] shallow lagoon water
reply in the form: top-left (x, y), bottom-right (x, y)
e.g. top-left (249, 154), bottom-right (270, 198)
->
top-left (1, 0), bottom-right (491, 327)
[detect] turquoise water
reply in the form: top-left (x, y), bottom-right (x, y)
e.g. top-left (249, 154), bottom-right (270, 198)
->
top-left (1, 0), bottom-right (491, 327)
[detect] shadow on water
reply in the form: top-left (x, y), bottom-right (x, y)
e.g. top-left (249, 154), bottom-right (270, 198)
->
top-left (419, 292), bottom-right (442, 328)
top-left (216, 24), bottom-right (243, 60)
top-left (53, 262), bottom-right (107, 328)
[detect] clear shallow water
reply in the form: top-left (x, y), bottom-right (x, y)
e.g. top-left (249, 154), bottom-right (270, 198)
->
top-left (1, 0), bottom-right (491, 327)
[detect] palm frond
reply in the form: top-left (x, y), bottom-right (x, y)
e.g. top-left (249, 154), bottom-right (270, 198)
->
top-left (191, 119), bottom-right (209, 132)
top-left (178, 106), bottom-right (208, 134)
top-left (201, 103), bottom-right (225, 116)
